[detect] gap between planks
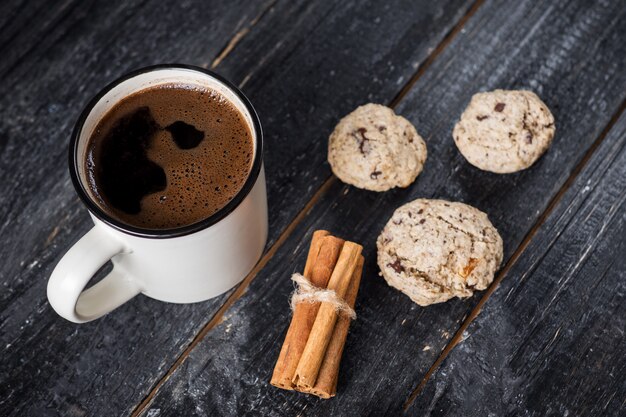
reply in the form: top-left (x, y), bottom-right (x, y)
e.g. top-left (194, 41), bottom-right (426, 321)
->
top-left (130, 1), bottom-right (486, 415)
top-left (403, 97), bottom-right (626, 411)
top-left (388, 0), bottom-right (484, 108)
top-left (204, 0), bottom-right (278, 69)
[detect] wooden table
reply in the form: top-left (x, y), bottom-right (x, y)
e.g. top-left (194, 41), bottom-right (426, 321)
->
top-left (1, 1), bottom-right (624, 415)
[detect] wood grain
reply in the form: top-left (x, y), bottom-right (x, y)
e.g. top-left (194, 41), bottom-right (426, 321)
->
top-left (408, 112), bottom-right (626, 417)
top-left (0, 0), bottom-right (476, 416)
top-left (216, 0), bottom-right (478, 246)
top-left (136, 0), bottom-right (626, 415)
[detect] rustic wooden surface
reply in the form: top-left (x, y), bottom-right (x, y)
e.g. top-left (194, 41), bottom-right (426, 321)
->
top-left (0, 0), bottom-right (624, 416)
top-left (408, 109), bottom-right (626, 417)
top-left (0, 0), bottom-right (476, 416)
top-left (135, 1), bottom-right (626, 416)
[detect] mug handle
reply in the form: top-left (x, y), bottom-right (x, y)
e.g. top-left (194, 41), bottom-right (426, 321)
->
top-left (47, 225), bottom-right (141, 323)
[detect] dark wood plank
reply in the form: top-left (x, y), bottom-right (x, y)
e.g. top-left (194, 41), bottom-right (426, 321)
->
top-left (218, 0), bottom-right (478, 245)
top-left (0, 0), bottom-right (476, 415)
top-left (137, 0), bottom-right (626, 415)
top-left (408, 112), bottom-right (626, 416)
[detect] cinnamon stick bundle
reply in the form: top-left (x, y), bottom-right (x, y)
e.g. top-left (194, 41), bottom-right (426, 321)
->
top-left (270, 231), bottom-right (364, 399)
top-left (270, 231), bottom-right (344, 389)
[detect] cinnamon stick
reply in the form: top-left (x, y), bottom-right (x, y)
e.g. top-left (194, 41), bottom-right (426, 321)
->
top-left (309, 255), bottom-right (364, 398)
top-left (303, 230), bottom-right (329, 278)
top-left (270, 231), bottom-right (344, 389)
top-left (292, 241), bottom-right (363, 390)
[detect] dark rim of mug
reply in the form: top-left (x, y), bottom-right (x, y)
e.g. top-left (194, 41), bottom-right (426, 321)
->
top-left (69, 64), bottom-right (263, 239)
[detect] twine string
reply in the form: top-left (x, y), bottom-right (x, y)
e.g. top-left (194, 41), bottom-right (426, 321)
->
top-left (289, 273), bottom-right (356, 320)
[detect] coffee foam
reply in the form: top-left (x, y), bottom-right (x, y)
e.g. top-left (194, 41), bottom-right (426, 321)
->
top-left (86, 83), bottom-right (254, 229)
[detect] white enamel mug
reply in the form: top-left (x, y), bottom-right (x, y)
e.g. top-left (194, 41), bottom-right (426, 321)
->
top-left (48, 65), bottom-right (268, 323)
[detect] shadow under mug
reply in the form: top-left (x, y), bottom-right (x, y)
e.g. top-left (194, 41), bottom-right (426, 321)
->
top-left (47, 64), bottom-right (268, 323)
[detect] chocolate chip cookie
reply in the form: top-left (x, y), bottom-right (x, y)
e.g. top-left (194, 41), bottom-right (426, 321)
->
top-left (377, 199), bottom-right (503, 306)
top-left (328, 103), bottom-right (427, 191)
top-left (453, 90), bottom-right (555, 173)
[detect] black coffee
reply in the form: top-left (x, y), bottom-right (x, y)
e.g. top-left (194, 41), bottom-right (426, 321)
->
top-left (85, 83), bottom-right (254, 229)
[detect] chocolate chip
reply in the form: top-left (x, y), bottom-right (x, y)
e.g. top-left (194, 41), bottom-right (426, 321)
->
top-left (387, 259), bottom-right (405, 273)
top-left (494, 102), bottom-right (506, 112)
top-left (525, 132), bottom-right (533, 144)
top-left (378, 125), bottom-right (387, 132)
top-left (353, 127), bottom-right (370, 155)
top-left (408, 212), bottom-right (413, 218)
top-left (419, 219), bottom-right (426, 224)
top-left (370, 170), bottom-right (382, 179)
top-left (476, 115), bottom-right (489, 121)
top-left (418, 209), bottom-right (424, 214)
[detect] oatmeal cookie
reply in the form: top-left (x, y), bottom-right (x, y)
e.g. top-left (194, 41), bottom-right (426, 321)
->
top-left (453, 90), bottom-right (555, 173)
top-left (377, 199), bottom-right (503, 306)
top-left (328, 103), bottom-right (427, 191)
